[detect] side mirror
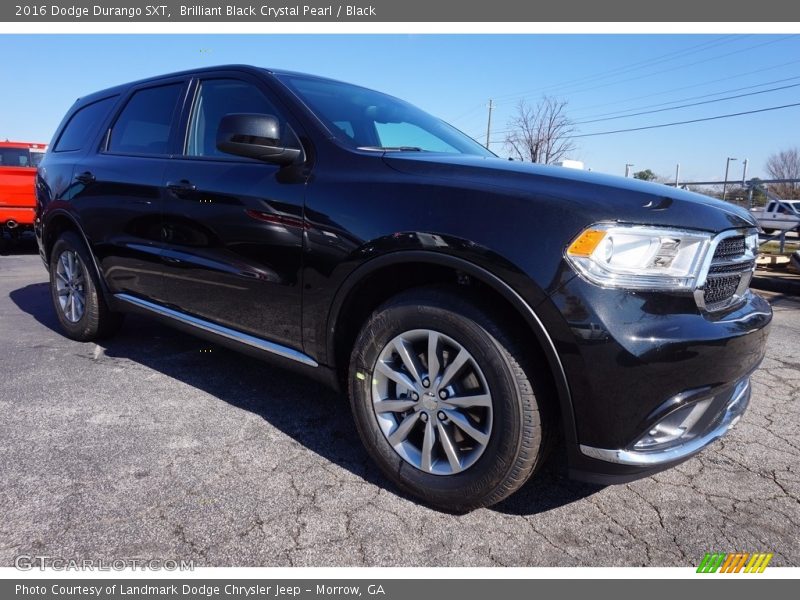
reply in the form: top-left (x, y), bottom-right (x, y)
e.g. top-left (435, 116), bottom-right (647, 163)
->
top-left (216, 113), bottom-right (302, 166)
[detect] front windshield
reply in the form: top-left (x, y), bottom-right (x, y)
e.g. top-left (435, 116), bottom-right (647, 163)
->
top-left (276, 73), bottom-right (493, 157)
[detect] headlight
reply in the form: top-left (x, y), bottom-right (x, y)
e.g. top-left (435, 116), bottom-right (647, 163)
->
top-left (565, 224), bottom-right (713, 291)
top-left (745, 231), bottom-right (759, 255)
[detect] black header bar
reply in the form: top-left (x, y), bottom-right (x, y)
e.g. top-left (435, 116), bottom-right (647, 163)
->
top-left (4, 1), bottom-right (800, 22)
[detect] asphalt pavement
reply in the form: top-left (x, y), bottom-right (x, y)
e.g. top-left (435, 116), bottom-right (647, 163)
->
top-left (1, 241), bottom-right (798, 567)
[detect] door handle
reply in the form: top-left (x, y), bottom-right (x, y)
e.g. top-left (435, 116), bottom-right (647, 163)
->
top-left (166, 180), bottom-right (197, 195)
top-left (74, 171), bottom-right (95, 185)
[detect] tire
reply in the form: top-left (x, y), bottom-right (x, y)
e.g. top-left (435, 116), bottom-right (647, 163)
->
top-left (762, 228), bottom-right (775, 235)
top-left (49, 231), bottom-right (124, 341)
top-left (348, 286), bottom-right (551, 511)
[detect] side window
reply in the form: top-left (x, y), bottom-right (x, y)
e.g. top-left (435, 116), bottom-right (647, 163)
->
top-left (53, 96), bottom-right (117, 153)
top-left (767, 202), bottom-right (775, 211)
top-left (186, 79), bottom-right (298, 158)
top-left (107, 83), bottom-right (183, 155)
top-left (333, 120), bottom-right (355, 139)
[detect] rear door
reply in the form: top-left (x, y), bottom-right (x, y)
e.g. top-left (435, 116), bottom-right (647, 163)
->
top-left (37, 95), bottom-right (119, 252)
top-left (72, 78), bottom-right (189, 302)
top-left (159, 73), bottom-right (308, 348)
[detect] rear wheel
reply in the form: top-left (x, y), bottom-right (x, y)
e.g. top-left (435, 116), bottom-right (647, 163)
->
top-left (348, 287), bottom-right (551, 511)
top-left (49, 231), bottom-right (123, 341)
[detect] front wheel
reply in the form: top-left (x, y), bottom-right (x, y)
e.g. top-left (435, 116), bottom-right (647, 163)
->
top-left (348, 287), bottom-right (550, 511)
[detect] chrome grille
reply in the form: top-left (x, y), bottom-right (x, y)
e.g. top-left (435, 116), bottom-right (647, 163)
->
top-left (707, 261), bottom-right (753, 275)
top-left (698, 233), bottom-right (756, 311)
top-left (713, 236), bottom-right (746, 260)
top-left (703, 272), bottom-right (742, 306)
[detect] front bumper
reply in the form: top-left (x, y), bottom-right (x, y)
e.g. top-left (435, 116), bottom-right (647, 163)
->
top-left (541, 274), bottom-right (772, 484)
top-left (580, 376), bottom-right (750, 467)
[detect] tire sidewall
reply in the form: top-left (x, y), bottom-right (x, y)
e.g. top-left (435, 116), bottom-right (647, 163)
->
top-left (349, 299), bottom-right (540, 509)
top-left (49, 232), bottom-right (102, 340)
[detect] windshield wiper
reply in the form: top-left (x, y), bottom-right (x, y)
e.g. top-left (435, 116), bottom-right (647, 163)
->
top-left (357, 146), bottom-right (425, 152)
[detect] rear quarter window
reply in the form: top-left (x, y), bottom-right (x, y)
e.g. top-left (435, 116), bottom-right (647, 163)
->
top-left (53, 96), bottom-right (118, 153)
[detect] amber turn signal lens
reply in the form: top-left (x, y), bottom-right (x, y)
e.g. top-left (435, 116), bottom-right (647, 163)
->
top-left (567, 229), bottom-right (606, 257)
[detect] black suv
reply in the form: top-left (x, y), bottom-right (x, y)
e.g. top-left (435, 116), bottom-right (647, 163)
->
top-left (36, 65), bottom-right (771, 510)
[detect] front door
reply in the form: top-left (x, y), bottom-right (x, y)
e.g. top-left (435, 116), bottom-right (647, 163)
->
top-left (159, 75), bottom-right (308, 349)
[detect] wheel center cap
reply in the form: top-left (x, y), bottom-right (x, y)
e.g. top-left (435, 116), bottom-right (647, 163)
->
top-left (422, 392), bottom-right (437, 411)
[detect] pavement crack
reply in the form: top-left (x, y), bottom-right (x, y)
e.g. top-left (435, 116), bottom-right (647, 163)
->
top-left (172, 523), bottom-right (209, 561)
top-left (769, 469), bottom-right (800, 505)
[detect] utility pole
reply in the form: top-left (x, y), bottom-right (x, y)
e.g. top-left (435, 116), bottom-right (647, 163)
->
top-left (741, 158), bottom-right (748, 187)
top-left (485, 99), bottom-right (494, 150)
top-left (722, 157), bottom-right (737, 201)
top-left (675, 163), bottom-right (680, 187)
top-left (625, 163), bottom-right (634, 177)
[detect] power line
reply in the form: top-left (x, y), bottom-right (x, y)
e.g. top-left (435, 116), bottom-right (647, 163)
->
top-left (568, 57), bottom-right (800, 115)
top-left (565, 101), bottom-right (800, 138)
top-left (572, 74), bottom-right (800, 121)
top-left (494, 35), bottom-right (797, 107)
top-left (447, 103), bottom-right (486, 124)
top-left (475, 76), bottom-right (800, 138)
top-left (462, 41), bottom-right (800, 139)
top-left (449, 39), bottom-right (742, 124)
top-left (481, 101), bottom-right (800, 143)
top-left (572, 81), bottom-right (800, 125)
top-left (490, 36), bottom-right (745, 104)
top-left (464, 39), bottom-right (800, 140)
top-left (484, 76), bottom-right (800, 133)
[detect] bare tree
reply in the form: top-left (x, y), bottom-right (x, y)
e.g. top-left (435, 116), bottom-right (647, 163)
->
top-left (504, 97), bottom-right (576, 164)
top-left (633, 169), bottom-right (659, 182)
top-left (765, 147), bottom-right (800, 199)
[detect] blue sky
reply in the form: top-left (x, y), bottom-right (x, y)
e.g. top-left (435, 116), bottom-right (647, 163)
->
top-left (2, 34), bottom-right (799, 181)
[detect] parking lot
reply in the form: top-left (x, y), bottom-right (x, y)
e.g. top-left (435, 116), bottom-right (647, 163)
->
top-left (1, 243), bottom-right (798, 567)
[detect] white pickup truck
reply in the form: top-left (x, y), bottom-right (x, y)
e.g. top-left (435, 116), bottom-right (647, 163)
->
top-left (750, 199), bottom-right (800, 233)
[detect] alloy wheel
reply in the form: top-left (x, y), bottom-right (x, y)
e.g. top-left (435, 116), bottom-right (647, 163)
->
top-left (371, 329), bottom-right (493, 475)
top-left (54, 249), bottom-right (86, 323)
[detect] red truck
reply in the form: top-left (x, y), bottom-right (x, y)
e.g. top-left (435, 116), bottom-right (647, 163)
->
top-left (1, 140), bottom-right (47, 239)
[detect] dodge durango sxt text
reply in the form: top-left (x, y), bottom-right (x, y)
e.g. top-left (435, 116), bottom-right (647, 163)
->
top-left (35, 65), bottom-right (771, 510)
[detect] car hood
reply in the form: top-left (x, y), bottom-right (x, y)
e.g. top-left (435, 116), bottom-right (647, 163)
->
top-left (382, 154), bottom-right (757, 233)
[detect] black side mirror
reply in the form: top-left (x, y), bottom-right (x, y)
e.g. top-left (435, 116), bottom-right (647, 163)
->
top-left (216, 113), bottom-right (302, 166)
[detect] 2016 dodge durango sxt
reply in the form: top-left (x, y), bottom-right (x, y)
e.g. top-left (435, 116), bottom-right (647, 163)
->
top-left (35, 65), bottom-right (772, 510)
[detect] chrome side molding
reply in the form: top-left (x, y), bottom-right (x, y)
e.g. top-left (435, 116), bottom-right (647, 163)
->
top-left (114, 293), bottom-right (319, 368)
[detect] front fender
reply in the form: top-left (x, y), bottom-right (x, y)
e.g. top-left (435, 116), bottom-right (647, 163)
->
top-left (318, 246), bottom-right (579, 451)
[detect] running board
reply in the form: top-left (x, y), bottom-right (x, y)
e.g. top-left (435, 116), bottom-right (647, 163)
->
top-left (114, 293), bottom-right (318, 368)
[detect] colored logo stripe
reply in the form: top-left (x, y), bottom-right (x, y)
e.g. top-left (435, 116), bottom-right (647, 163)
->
top-left (745, 553), bottom-right (773, 573)
top-left (697, 552), bottom-right (773, 573)
top-left (697, 553), bottom-right (726, 573)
